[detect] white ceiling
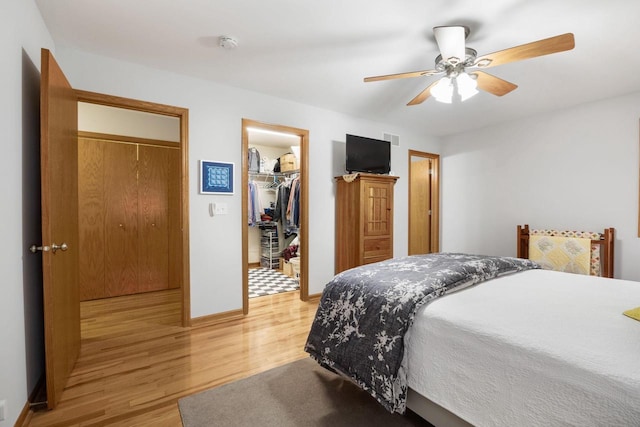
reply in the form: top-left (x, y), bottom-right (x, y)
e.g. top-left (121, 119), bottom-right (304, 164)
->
top-left (36, 0), bottom-right (640, 137)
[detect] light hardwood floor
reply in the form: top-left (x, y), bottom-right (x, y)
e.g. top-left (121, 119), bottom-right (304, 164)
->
top-left (28, 289), bottom-right (319, 427)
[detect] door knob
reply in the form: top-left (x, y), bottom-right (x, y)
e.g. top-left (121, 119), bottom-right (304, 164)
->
top-left (51, 243), bottom-right (68, 254)
top-left (29, 244), bottom-right (50, 253)
top-left (29, 243), bottom-right (68, 254)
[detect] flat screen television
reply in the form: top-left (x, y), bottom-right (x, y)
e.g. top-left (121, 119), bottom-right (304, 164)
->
top-left (345, 134), bottom-right (391, 174)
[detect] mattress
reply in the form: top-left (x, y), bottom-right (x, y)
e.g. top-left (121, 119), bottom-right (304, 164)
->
top-left (406, 269), bottom-right (640, 427)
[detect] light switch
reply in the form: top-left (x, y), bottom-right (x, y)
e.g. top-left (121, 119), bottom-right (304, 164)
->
top-left (214, 203), bottom-right (228, 215)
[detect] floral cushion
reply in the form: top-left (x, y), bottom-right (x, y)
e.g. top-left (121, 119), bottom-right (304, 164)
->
top-left (530, 229), bottom-right (602, 276)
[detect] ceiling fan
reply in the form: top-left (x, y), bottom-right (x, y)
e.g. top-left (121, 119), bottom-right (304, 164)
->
top-left (364, 26), bottom-right (575, 105)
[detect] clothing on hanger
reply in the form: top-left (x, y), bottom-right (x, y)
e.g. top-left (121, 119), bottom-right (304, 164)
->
top-left (248, 180), bottom-right (263, 226)
top-left (248, 147), bottom-right (261, 173)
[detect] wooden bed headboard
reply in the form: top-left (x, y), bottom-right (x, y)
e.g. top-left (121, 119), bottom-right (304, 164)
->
top-left (517, 224), bottom-right (615, 278)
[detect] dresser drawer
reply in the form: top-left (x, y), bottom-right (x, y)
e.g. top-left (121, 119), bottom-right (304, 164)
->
top-left (363, 237), bottom-right (391, 262)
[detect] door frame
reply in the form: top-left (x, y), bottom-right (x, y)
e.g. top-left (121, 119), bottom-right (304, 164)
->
top-left (241, 119), bottom-right (309, 314)
top-left (408, 150), bottom-right (440, 253)
top-left (75, 90), bottom-right (191, 326)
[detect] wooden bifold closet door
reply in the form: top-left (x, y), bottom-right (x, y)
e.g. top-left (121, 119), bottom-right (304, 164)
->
top-left (79, 137), bottom-right (180, 300)
top-left (104, 141), bottom-right (138, 297)
top-left (138, 144), bottom-right (181, 292)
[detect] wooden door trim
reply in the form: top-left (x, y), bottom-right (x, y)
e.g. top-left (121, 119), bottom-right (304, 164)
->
top-left (78, 130), bottom-right (179, 148)
top-left (75, 90), bottom-right (191, 326)
top-left (408, 150), bottom-right (440, 253)
top-left (241, 119), bottom-right (309, 315)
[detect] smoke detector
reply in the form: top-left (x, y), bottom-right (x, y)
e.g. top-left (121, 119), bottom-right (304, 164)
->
top-left (219, 36), bottom-right (238, 50)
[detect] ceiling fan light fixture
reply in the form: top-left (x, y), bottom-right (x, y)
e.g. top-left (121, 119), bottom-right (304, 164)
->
top-left (475, 58), bottom-right (492, 68)
top-left (363, 29), bottom-right (575, 106)
top-left (457, 72), bottom-right (479, 101)
top-left (431, 77), bottom-right (454, 103)
top-left (433, 26), bottom-right (467, 64)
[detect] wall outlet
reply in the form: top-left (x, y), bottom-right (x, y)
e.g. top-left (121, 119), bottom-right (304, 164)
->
top-left (0, 399), bottom-right (6, 421)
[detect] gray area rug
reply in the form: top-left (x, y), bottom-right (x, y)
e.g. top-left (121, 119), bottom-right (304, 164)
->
top-left (178, 357), bottom-right (432, 427)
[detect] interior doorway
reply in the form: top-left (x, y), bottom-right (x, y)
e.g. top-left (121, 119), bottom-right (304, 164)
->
top-left (75, 90), bottom-right (191, 326)
top-left (408, 150), bottom-right (440, 254)
top-left (241, 119), bottom-right (309, 314)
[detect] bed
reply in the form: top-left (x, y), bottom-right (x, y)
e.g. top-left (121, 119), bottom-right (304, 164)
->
top-left (305, 228), bottom-right (640, 427)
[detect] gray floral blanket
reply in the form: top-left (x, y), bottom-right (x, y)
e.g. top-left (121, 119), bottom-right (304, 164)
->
top-left (304, 253), bottom-right (540, 413)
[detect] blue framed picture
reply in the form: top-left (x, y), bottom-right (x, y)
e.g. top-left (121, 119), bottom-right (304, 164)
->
top-left (200, 160), bottom-right (234, 195)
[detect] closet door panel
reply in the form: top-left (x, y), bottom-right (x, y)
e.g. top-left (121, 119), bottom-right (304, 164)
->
top-left (78, 138), bottom-right (106, 301)
top-left (138, 145), bottom-right (170, 292)
top-left (167, 148), bottom-right (181, 289)
top-left (104, 142), bottom-right (139, 296)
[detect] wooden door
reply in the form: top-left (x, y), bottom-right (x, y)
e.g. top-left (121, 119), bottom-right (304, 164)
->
top-left (40, 48), bottom-right (80, 409)
top-left (167, 147), bottom-right (182, 289)
top-left (138, 145), bottom-right (171, 292)
top-left (104, 142), bottom-right (139, 296)
top-left (79, 140), bottom-right (181, 299)
top-left (408, 150), bottom-right (440, 254)
top-left (78, 138), bottom-right (105, 300)
top-left (409, 158), bottom-right (432, 255)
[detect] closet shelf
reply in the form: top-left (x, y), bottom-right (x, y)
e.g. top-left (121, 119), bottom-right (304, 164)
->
top-left (249, 170), bottom-right (299, 178)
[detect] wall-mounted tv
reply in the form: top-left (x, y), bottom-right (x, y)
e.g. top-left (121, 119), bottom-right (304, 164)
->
top-left (345, 134), bottom-right (391, 174)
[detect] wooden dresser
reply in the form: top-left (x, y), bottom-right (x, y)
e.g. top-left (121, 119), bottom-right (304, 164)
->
top-left (335, 173), bottom-right (399, 274)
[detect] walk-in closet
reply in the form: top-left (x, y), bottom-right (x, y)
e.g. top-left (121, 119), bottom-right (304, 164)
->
top-left (246, 129), bottom-right (301, 298)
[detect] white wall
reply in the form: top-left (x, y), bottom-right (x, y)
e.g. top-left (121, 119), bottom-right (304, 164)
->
top-left (78, 102), bottom-right (181, 142)
top-left (54, 46), bottom-right (441, 318)
top-left (441, 92), bottom-right (640, 281)
top-left (1, 1), bottom-right (54, 425)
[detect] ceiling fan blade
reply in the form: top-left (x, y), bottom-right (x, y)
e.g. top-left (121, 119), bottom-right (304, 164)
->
top-left (407, 80), bottom-right (440, 106)
top-left (474, 33), bottom-right (575, 68)
top-left (472, 71), bottom-right (518, 96)
top-left (364, 69), bottom-right (439, 82)
top-left (433, 26), bottom-right (467, 63)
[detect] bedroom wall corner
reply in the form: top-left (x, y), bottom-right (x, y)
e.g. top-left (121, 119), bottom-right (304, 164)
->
top-left (440, 91), bottom-right (640, 281)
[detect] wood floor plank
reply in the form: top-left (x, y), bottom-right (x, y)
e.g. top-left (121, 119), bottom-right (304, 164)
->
top-left (28, 289), bottom-right (318, 426)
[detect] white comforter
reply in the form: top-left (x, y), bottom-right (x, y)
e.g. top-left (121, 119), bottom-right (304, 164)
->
top-left (406, 269), bottom-right (640, 427)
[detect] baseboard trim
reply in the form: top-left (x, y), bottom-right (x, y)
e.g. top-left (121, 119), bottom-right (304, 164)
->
top-left (15, 374), bottom-right (47, 426)
top-left (14, 401), bottom-right (32, 427)
top-left (190, 308), bottom-right (244, 328)
top-left (307, 293), bottom-right (322, 302)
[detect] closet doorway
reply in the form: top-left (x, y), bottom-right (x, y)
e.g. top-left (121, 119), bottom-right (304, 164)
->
top-left (408, 150), bottom-right (440, 254)
top-left (241, 119), bottom-right (309, 314)
top-left (76, 91), bottom-right (190, 326)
